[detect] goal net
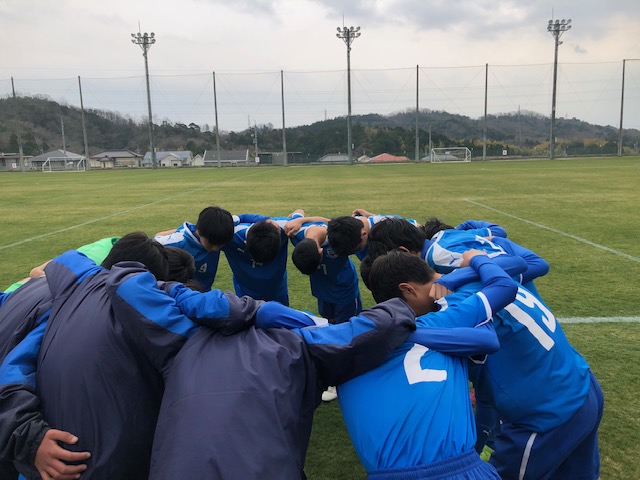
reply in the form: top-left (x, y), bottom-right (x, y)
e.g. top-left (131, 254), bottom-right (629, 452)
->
top-left (42, 157), bottom-right (87, 172)
top-left (430, 147), bottom-right (472, 163)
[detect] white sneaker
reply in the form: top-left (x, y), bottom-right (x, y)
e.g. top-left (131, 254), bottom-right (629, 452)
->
top-left (322, 386), bottom-right (338, 402)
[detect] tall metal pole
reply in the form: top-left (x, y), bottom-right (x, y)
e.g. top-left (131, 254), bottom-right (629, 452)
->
top-left (78, 76), bottom-right (90, 170)
top-left (483, 63), bottom-right (488, 161)
top-left (415, 65), bottom-right (419, 162)
top-left (547, 18), bottom-right (571, 160)
top-left (213, 71), bottom-right (221, 168)
top-left (618, 59), bottom-right (626, 157)
top-left (11, 78), bottom-right (25, 172)
top-left (281, 70), bottom-right (288, 166)
top-left (131, 31), bottom-right (157, 169)
top-left (337, 25), bottom-right (361, 165)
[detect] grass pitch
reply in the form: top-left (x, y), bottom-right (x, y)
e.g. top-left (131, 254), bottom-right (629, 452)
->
top-left (1, 157), bottom-right (639, 478)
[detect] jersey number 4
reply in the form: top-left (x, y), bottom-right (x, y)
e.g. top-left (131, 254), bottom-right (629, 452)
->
top-left (504, 287), bottom-right (556, 351)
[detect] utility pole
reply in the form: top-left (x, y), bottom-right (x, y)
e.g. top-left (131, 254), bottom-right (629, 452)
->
top-left (547, 18), bottom-right (571, 159)
top-left (213, 71), bottom-right (222, 167)
top-left (78, 76), bottom-right (90, 170)
top-left (131, 31), bottom-right (157, 169)
top-left (11, 78), bottom-right (24, 172)
top-left (336, 25), bottom-right (361, 165)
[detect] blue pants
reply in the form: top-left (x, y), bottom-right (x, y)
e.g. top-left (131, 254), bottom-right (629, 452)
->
top-left (318, 295), bottom-right (362, 324)
top-left (368, 449), bottom-right (500, 480)
top-left (491, 371), bottom-right (604, 480)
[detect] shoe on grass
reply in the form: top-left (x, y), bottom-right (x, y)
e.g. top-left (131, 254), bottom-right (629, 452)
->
top-left (322, 386), bottom-right (338, 402)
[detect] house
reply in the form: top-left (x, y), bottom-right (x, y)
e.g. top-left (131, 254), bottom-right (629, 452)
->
top-left (0, 152), bottom-right (31, 172)
top-left (192, 154), bottom-right (205, 167)
top-left (369, 153), bottom-right (410, 163)
top-left (29, 149), bottom-right (85, 170)
top-left (142, 151), bottom-right (194, 168)
top-left (90, 150), bottom-right (143, 169)
top-left (203, 149), bottom-right (249, 167)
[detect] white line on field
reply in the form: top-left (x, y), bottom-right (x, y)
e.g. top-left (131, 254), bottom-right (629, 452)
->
top-left (0, 170), bottom-right (266, 251)
top-left (463, 199), bottom-right (640, 264)
top-left (559, 317), bottom-right (640, 323)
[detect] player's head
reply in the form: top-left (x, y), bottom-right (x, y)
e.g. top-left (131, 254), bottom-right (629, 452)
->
top-left (182, 278), bottom-right (205, 292)
top-left (368, 250), bottom-right (437, 315)
top-left (246, 220), bottom-right (281, 263)
top-left (368, 218), bottom-right (426, 258)
top-left (292, 238), bottom-right (322, 275)
top-left (359, 255), bottom-right (374, 291)
top-left (165, 246), bottom-right (195, 283)
top-left (327, 216), bottom-right (365, 256)
top-left (195, 206), bottom-right (234, 251)
top-left (101, 232), bottom-right (169, 280)
top-left (421, 217), bottom-right (454, 240)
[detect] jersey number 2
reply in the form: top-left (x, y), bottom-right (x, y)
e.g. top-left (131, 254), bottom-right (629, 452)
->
top-left (404, 344), bottom-right (447, 384)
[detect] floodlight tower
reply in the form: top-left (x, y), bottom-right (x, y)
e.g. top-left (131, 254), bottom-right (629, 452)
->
top-left (336, 25), bottom-right (361, 165)
top-left (131, 31), bottom-right (158, 169)
top-left (547, 18), bottom-right (571, 159)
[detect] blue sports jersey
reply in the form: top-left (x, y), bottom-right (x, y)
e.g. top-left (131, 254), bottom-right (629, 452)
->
top-left (291, 223), bottom-right (360, 305)
top-left (335, 256), bottom-right (516, 475)
top-left (424, 229), bottom-right (506, 273)
top-left (444, 283), bottom-right (591, 432)
top-left (155, 222), bottom-right (220, 291)
top-left (223, 215), bottom-right (300, 303)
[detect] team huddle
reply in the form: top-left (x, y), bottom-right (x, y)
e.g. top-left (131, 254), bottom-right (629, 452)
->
top-left (0, 206), bottom-right (603, 480)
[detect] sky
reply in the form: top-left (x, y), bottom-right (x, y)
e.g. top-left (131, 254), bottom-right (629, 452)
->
top-left (1, 0), bottom-right (639, 132)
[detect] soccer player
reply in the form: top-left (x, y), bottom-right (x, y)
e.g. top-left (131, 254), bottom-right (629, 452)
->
top-left (336, 249), bottom-right (518, 479)
top-left (327, 209), bottom-right (418, 259)
top-left (139, 289), bottom-right (419, 478)
top-left (222, 209), bottom-right (304, 305)
top-left (155, 205), bottom-right (236, 291)
top-left (441, 269), bottom-right (604, 479)
top-left (0, 233), bottom-right (264, 479)
top-left (290, 219), bottom-right (362, 324)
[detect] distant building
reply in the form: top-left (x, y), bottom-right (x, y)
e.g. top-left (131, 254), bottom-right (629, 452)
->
top-left (142, 151), bottom-right (194, 168)
top-left (203, 149), bottom-right (249, 167)
top-left (192, 154), bottom-right (205, 167)
top-left (90, 150), bottom-right (143, 169)
top-left (318, 153), bottom-right (349, 163)
top-left (0, 152), bottom-right (32, 171)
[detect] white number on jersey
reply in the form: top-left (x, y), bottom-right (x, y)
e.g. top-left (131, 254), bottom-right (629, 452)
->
top-left (199, 263), bottom-right (208, 273)
top-left (503, 287), bottom-right (556, 351)
top-left (404, 344), bottom-right (447, 384)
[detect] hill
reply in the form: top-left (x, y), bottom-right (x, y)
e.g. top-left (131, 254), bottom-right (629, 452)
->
top-left (1, 96), bottom-right (637, 159)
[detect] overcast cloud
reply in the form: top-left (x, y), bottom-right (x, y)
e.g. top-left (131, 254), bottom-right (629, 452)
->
top-left (1, 0), bottom-right (638, 131)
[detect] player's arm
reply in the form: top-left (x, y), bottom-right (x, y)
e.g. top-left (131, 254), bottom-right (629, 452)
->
top-left (456, 220), bottom-right (508, 238)
top-left (155, 228), bottom-right (178, 236)
top-left (235, 213), bottom-right (269, 224)
top-left (434, 254), bottom-right (528, 293)
top-left (351, 208), bottom-right (374, 217)
top-left (406, 321), bottom-right (499, 356)
top-left (284, 217), bottom-right (329, 237)
top-left (491, 236), bottom-right (550, 284)
top-left (0, 323), bottom-right (90, 477)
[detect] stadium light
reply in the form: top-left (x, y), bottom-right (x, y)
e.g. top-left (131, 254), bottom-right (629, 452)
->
top-left (131, 31), bottom-right (158, 169)
top-left (547, 18), bottom-right (571, 159)
top-left (336, 25), bottom-right (361, 165)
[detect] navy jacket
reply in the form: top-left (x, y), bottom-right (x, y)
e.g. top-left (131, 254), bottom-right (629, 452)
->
top-left (147, 298), bottom-right (416, 479)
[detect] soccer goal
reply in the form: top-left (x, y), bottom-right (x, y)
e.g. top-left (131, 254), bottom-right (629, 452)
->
top-left (430, 147), bottom-right (472, 163)
top-left (42, 157), bottom-right (87, 172)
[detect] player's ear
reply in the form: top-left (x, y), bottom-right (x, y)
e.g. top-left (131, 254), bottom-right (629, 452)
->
top-left (398, 282), bottom-right (416, 300)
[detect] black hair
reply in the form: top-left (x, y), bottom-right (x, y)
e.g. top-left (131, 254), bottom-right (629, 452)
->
top-left (368, 250), bottom-right (435, 304)
top-left (359, 255), bottom-right (374, 291)
top-left (367, 218), bottom-right (426, 259)
top-left (292, 238), bottom-right (321, 275)
top-left (196, 206), bottom-right (234, 246)
top-left (327, 216), bottom-right (363, 256)
top-left (246, 220), bottom-right (281, 263)
top-left (165, 246), bottom-right (195, 283)
top-left (101, 232), bottom-right (169, 280)
top-left (421, 217), bottom-right (454, 240)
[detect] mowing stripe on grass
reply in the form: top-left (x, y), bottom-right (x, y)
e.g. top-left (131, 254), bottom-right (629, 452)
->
top-left (0, 170), bottom-right (266, 251)
top-left (559, 316), bottom-right (640, 323)
top-left (464, 199), bottom-right (640, 264)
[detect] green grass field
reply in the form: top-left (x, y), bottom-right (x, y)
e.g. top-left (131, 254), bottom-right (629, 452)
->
top-left (1, 157), bottom-right (639, 479)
